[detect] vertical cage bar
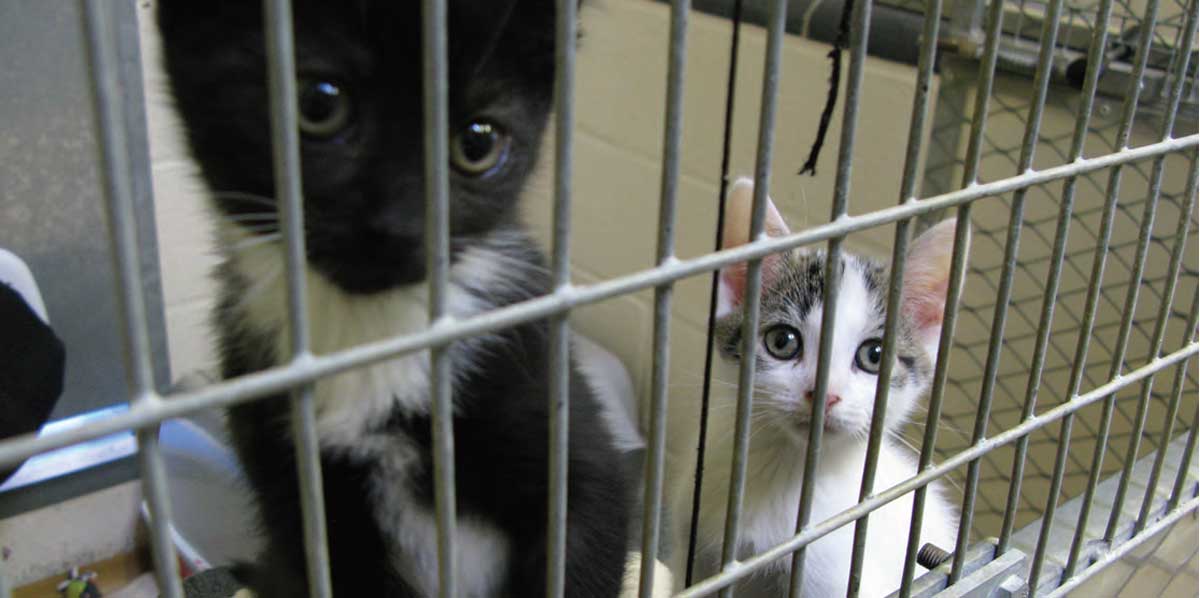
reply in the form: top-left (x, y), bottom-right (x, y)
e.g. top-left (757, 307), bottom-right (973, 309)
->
top-left (950, 0), bottom-right (1065, 576)
top-left (941, 0), bottom-right (1006, 581)
top-left (995, 0), bottom-right (1117, 553)
top-left (262, 1), bottom-right (332, 595)
top-left (686, 0), bottom-right (744, 585)
top-left (421, 0), bottom-right (456, 595)
top-left (1167, 403), bottom-right (1200, 512)
top-left (1137, 288), bottom-right (1199, 530)
top-left (717, 1), bottom-right (787, 594)
top-left (790, 0), bottom-right (873, 594)
top-left (834, 0), bottom-right (899, 590)
top-left (1138, 236), bottom-right (1199, 531)
top-left (1050, 0), bottom-right (1164, 579)
top-left (80, 3), bottom-right (183, 597)
top-left (639, 1), bottom-right (688, 596)
top-left (545, 0), bottom-right (577, 595)
top-left (893, 0), bottom-right (949, 591)
top-left (1101, 1), bottom-right (1197, 543)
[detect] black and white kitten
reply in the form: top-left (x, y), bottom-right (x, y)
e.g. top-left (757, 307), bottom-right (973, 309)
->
top-left (156, 2), bottom-right (629, 596)
top-left (668, 179), bottom-right (961, 597)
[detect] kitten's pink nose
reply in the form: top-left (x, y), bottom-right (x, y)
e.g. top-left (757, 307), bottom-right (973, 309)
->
top-left (804, 391), bottom-right (842, 411)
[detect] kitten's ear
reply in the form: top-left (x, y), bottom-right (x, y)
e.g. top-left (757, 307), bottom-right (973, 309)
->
top-left (716, 178), bottom-right (791, 318)
top-left (902, 218), bottom-right (969, 358)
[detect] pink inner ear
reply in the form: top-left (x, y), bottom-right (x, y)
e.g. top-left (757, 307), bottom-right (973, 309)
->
top-left (906, 278), bottom-right (948, 333)
top-left (720, 263), bottom-right (748, 308)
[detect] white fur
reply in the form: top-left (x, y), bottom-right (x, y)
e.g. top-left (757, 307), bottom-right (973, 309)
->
top-left (227, 226), bottom-right (518, 594)
top-left (667, 257), bottom-right (959, 598)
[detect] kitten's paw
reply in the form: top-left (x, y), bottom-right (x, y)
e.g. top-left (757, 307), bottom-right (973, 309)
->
top-left (620, 551), bottom-right (674, 598)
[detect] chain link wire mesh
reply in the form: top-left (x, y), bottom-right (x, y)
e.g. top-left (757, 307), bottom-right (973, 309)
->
top-left (911, 0), bottom-right (1198, 540)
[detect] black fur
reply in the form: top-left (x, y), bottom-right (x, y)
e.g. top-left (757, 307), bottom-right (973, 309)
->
top-left (157, 2), bottom-right (629, 596)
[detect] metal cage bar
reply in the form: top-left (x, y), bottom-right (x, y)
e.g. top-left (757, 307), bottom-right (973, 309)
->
top-left (1100, 0), bottom-right (1198, 544)
top-left (716, 1), bottom-right (787, 595)
top-left (1046, 496), bottom-right (1200, 597)
top-left (80, 2), bottom-right (183, 597)
top-left (420, 1), bottom-right (457, 595)
top-left (893, 0), bottom-right (950, 592)
top-left (946, 0), bottom-right (1008, 582)
top-left (639, 0), bottom-right (689, 595)
top-left (7, 2), bottom-right (1198, 597)
top-left (685, 0), bottom-right (744, 585)
top-left (790, 0), bottom-right (877, 591)
top-left (262, 1), bottom-right (332, 595)
top-left (545, 0), bottom-right (578, 596)
top-left (994, 0), bottom-right (1118, 553)
top-left (951, 0), bottom-right (1066, 575)
top-left (1137, 280), bottom-right (1200, 532)
top-left (1049, 0), bottom-right (1166, 581)
top-left (0, 135), bottom-right (1192, 472)
top-left (677, 341), bottom-right (1198, 596)
top-left (1166, 401), bottom-right (1199, 513)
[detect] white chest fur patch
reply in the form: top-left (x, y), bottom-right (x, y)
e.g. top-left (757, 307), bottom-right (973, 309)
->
top-left (230, 234), bottom-right (508, 453)
top-left (225, 227), bottom-right (526, 593)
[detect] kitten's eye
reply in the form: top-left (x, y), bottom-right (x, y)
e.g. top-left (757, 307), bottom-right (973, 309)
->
top-left (297, 80), bottom-right (352, 138)
top-left (762, 325), bottom-right (802, 360)
top-left (855, 338), bottom-right (884, 374)
top-left (451, 120), bottom-right (510, 176)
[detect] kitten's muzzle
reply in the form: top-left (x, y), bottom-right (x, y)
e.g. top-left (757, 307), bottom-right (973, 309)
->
top-left (804, 391), bottom-right (841, 414)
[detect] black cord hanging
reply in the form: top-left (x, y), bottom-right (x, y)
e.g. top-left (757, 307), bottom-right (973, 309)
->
top-left (799, 0), bottom-right (856, 176)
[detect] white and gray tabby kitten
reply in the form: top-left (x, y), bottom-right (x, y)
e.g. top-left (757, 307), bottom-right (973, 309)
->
top-left (669, 179), bottom-right (963, 597)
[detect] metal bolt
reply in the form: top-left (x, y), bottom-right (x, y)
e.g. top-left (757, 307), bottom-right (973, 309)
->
top-left (916, 543), bottom-right (953, 569)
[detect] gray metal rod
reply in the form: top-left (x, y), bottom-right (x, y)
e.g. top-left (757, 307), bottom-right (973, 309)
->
top-left (0, 136), bottom-right (1193, 471)
top-left (545, 0), bottom-right (577, 594)
top-left (1045, 496), bottom-right (1200, 598)
top-left (80, 2), bottom-right (182, 596)
top-left (892, 0), bottom-right (953, 592)
top-left (1137, 249), bottom-right (1199, 531)
top-left (945, 0), bottom-right (1008, 581)
top-left (421, 0), bottom-right (456, 595)
top-left (262, 1), bottom-right (332, 594)
top-left (717, 1), bottom-right (787, 595)
top-left (953, 0), bottom-right (1065, 562)
top-left (994, 0), bottom-right (1117, 552)
top-left (674, 342), bottom-right (1198, 596)
top-left (1166, 404), bottom-right (1199, 512)
top-left (815, 0), bottom-right (885, 593)
top-left (639, 1), bottom-right (688, 596)
top-left (1100, 0), bottom-right (1197, 544)
top-left (786, 234), bottom-right (841, 598)
top-left (1053, 0), bottom-right (1167, 578)
top-left (1135, 289), bottom-right (1198, 528)
top-left (1097, 157), bottom-right (1187, 546)
top-left (789, 0), bottom-right (876, 591)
